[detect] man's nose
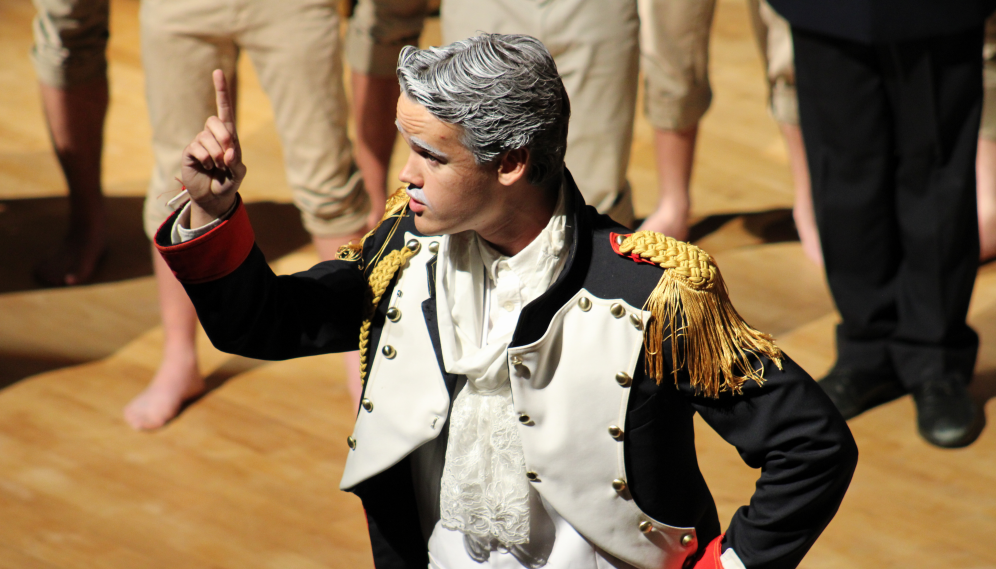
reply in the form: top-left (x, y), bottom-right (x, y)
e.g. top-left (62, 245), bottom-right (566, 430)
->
top-left (398, 151), bottom-right (423, 188)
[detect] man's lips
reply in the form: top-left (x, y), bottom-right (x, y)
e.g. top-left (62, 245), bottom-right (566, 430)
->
top-left (405, 185), bottom-right (428, 212)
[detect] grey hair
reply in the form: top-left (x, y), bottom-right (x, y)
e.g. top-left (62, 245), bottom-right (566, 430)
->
top-left (397, 33), bottom-right (570, 188)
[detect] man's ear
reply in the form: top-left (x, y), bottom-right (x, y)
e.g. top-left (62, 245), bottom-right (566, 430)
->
top-left (496, 148), bottom-right (529, 187)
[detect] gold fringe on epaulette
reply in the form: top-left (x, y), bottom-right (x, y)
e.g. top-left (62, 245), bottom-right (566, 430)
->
top-left (618, 231), bottom-right (783, 398)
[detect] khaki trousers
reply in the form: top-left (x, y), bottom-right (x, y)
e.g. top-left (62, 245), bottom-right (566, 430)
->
top-left (346, 0), bottom-right (428, 77)
top-left (141, 0), bottom-right (366, 239)
top-left (981, 13), bottom-right (996, 141)
top-left (442, 0), bottom-right (640, 226)
top-left (31, 0), bottom-right (109, 88)
top-left (639, 0), bottom-right (798, 131)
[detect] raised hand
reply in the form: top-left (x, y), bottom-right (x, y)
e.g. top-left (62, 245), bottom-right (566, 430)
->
top-left (181, 69), bottom-right (247, 227)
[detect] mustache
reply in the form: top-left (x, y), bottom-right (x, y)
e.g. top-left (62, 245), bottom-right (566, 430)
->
top-left (405, 184), bottom-right (429, 206)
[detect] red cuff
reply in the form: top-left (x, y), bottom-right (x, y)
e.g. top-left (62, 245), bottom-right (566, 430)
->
top-left (155, 196), bottom-right (255, 284)
top-left (690, 535), bottom-right (724, 569)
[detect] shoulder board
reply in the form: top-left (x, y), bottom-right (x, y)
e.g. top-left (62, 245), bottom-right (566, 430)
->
top-left (336, 187), bottom-right (412, 263)
top-left (610, 231), bottom-right (782, 397)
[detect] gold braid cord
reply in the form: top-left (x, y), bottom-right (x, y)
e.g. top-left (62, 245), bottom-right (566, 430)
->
top-left (332, 186), bottom-right (415, 383)
top-left (358, 246), bottom-right (416, 382)
top-left (618, 231), bottom-right (783, 398)
top-left (335, 187), bottom-right (413, 265)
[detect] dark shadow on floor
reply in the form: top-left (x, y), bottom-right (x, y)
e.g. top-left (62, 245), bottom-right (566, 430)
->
top-left (688, 207), bottom-right (800, 243)
top-left (0, 196), bottom-right (312, 294)
top-left (0, 352), bottom-right (88, 391)
top-left (968, 369), bottom-right (995, 443)
top-left (169, 355), bottom-right (268, 426)
top-left (634, 208), bottom-right (801, 244)
top-left (0, 197), bottom-right (311, 388)
top-left (971, 369), bottom-right (996, 406)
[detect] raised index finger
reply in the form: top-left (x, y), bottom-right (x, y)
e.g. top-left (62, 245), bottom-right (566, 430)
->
top-left (213, 69), bottom-right (235, 127)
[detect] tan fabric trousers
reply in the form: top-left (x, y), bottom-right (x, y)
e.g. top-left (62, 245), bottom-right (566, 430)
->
top-left (981, 13), bottom-right (996, 141)
top-left (141, 0), bottom-right (367, 238)
top-left (639, 0), bottom-right (798, 131)
top-left (441, 0), bottom-right (640, 226)
top-left (346, 0), bottom-right (428, 77)
top-left (31, 0), bottom-right (109, 88)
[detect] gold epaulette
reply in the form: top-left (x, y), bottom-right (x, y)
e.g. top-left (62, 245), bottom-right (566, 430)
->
top-left (353, 187), bottom-right (416, 384)
top-left (335, 186), bottom-right (412, 264)
top-left (614, 231), bottom-right (783, 398)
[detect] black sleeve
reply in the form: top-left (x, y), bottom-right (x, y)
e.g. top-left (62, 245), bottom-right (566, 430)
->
top-left (170, 207), bottom-right (405, 362)
top-left (684, 355), bottom-right (858, 569)
top-left (183, 246), bottom-right (367, 360)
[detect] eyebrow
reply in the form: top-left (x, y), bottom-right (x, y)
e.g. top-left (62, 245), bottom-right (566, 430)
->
top-left (396, 119), bottom-right (450, 160)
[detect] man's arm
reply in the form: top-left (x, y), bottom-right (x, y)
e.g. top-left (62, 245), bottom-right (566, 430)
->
top-left (154, 202), bottom-right (368, 361)
top-left (151, 70), bottom-right (372, 361)
top-left (684, 355), bottom-right (858, 569)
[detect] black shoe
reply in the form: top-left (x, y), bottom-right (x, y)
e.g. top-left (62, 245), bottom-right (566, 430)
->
top-left (818, 366), bottom-right (906, 420)
top-left (911, 378), bottom-right (983, 449)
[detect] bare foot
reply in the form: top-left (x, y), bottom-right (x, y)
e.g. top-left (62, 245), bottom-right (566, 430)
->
top-left (34, 227), bottom-right (107, 287)
top-left (124, 354), bottom-right (204, 431)
top-left (793, 204), bottom-right (824, 267)
top-left (638, 196), bottom-right (690, 241)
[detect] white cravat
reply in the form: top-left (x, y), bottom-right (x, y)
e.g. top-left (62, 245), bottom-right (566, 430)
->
top-left (427, 189), bottom-right (622, 569)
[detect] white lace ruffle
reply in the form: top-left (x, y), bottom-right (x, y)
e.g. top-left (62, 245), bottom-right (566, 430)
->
top-left (439, 381), bottom-right (531, 546)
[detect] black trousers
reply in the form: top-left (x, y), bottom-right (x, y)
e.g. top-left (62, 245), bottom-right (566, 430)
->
top-left (793, 26), bottom-right (982, 388)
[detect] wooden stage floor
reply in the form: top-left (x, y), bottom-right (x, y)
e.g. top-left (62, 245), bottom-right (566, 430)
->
top-left (1, 0), bottom-right (994, 567)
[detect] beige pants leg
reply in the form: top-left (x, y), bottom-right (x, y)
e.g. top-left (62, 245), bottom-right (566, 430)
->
top-left (140, 0), bottom-right (240, 238)
top-left (980, 13), bottom-right (996, 141)
top-left (746, 0), bottom-right (798, 125)
top-left (638, 0), bottom-right (716, 132)
top-left (241, 0), bottom-right (368, 237)
top-left (31, 0), bottom-right (110, 88)
top-left (347, 0), bottom-right (428, 77)
top-left (441, 0), bottom-right (639, 226)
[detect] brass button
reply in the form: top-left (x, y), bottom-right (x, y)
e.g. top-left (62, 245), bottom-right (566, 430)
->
top-left (610, 303), bottom-right (626, 318)
top-left (405, 239), bottom-right (421, 254)
top-left (611, 478), bottom-right (627, 492)
top-left (382, 345), bottom-right (397, 359)
top-left (608, 425), bottom-right (623, 440)
top-left (638, 521), bottom-right (653, 533)
top-left (386, 307), bottom-right (401, 322)
top-left (616, 234), bottom-right (626, 245)
top-left (428, 241), bottom-right (439, 254)
top-left (361, 398), bottom-right (373, 412)
top-left (347, 436), bottom-right (356, 450)
top-left (578, 297), bottom-right (592, 311)
top-left (629, 314), bottom-right (643, 330)
top-left (681, 534), bottom-right (694, 547)
top-left (518, 413), bottom-right (532, 425)
top-left (526, 471), bottom-right (540, 482)
top-left (615, 372), bottom-right (632, 387)
top-left (510, 355), bottom-right (523, 366)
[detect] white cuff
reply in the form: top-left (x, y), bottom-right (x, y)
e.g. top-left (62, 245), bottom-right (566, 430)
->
top-left (720, 547), bottom-right (746, 569)
top-left (169, 199), bottom-right (238, 245)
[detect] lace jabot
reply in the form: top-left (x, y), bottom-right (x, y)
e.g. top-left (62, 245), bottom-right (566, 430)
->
top-left (434, 187), bottom-right (568, 553)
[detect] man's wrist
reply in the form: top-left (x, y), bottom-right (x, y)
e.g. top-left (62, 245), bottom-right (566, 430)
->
top-left (190, 194), bottom-right (238, 227)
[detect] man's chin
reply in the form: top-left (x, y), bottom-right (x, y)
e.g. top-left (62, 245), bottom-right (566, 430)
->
top-left (411, 214), bottom-right (453, 237)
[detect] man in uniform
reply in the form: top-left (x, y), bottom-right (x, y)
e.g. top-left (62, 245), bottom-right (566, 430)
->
top-left (156, 35), bottom-right (856, 569)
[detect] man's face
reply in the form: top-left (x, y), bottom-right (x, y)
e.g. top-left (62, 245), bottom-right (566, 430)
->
top-left (396, 95), bottom-right (501, 236)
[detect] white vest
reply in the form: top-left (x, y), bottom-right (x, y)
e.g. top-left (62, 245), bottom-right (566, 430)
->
top-left (340, 235), bottom-right (701, 569)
